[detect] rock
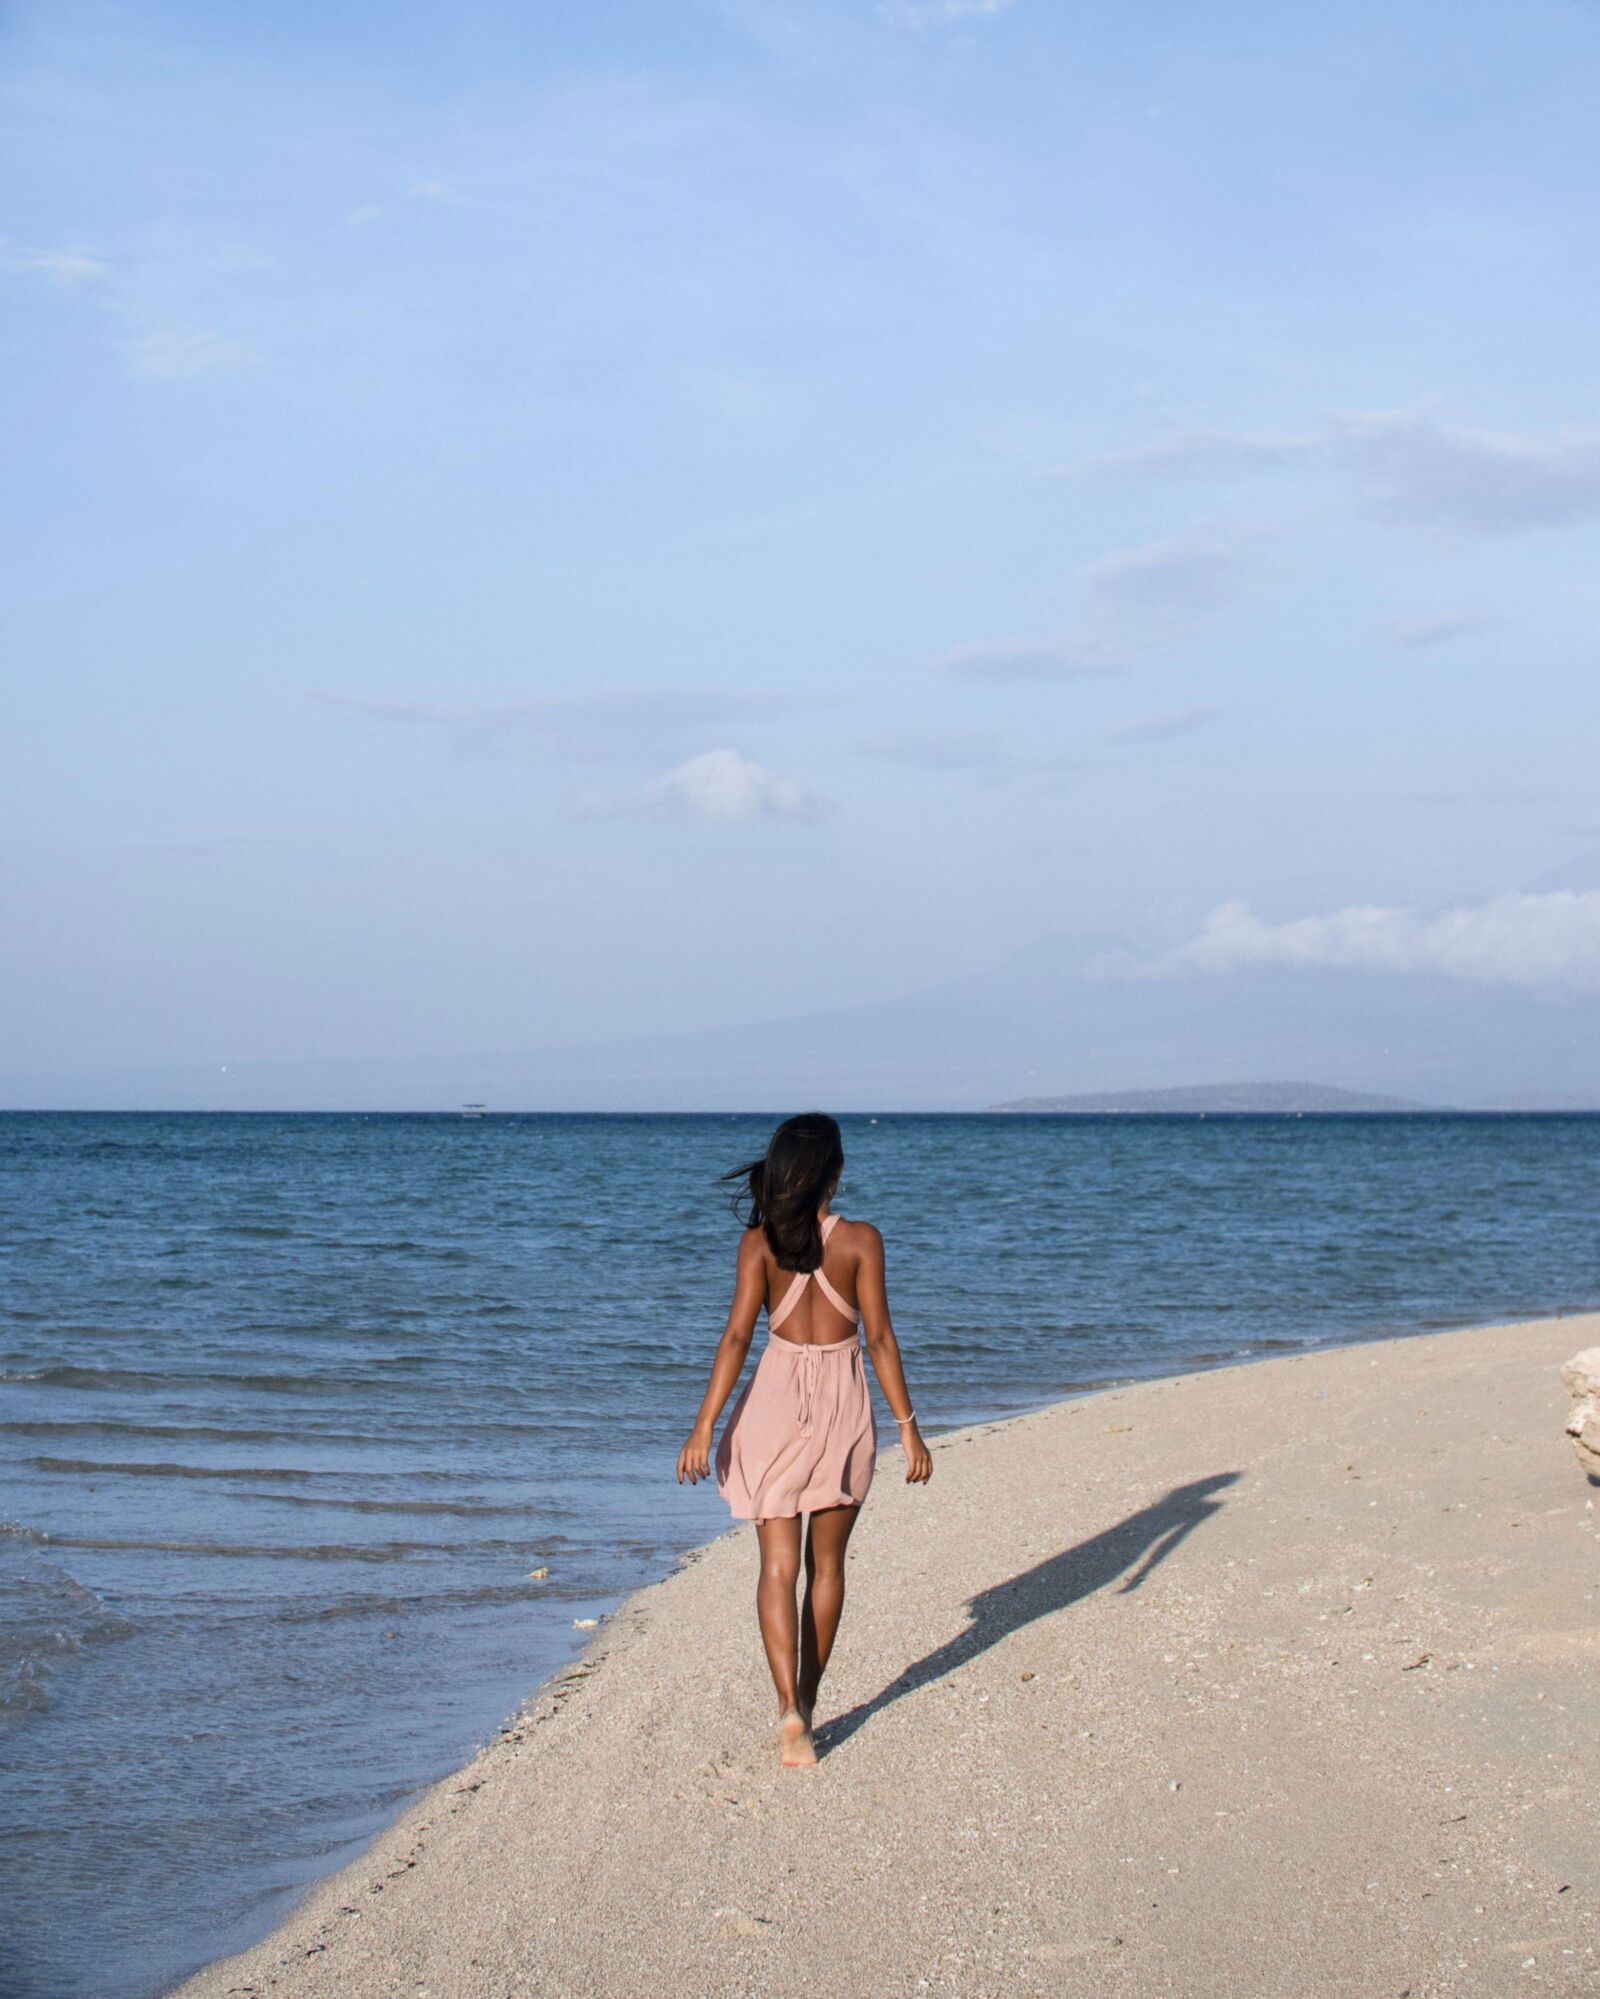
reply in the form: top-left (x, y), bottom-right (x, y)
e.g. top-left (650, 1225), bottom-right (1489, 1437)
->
top-left (1561, 1347), bottom-right (1600, 1480)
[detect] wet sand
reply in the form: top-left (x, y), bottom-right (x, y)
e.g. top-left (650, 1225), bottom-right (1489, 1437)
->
top-left (170, 1312), bottom-right (1599, 1998)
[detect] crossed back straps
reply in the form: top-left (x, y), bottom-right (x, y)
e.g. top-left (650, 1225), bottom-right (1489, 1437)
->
top-left (768, 1213), bottom-right (860, 1333)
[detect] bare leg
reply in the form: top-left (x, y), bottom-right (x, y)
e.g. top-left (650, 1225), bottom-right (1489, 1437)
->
top-left (754, 1517), bottom-right (813, 1766)
top-left (798, 1502), bottom-right (860, 1720)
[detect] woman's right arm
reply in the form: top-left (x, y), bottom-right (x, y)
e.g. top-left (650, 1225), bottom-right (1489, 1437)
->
top-left (856, 1225), bottom-right (933, 1487)
top-left (676, 1230), bottom-right (767, 1485)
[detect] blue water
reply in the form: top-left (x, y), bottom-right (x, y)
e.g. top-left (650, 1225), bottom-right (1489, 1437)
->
top-left (2, 1110), bottom-right (1598, 1999)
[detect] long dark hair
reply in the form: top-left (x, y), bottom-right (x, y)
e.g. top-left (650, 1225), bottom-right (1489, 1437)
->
top-left (723, 1113), bottom-right (844, 1273)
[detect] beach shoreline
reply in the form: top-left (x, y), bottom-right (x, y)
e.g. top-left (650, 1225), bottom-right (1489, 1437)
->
top-left (168, 1310), bottom-right (1600, 1999)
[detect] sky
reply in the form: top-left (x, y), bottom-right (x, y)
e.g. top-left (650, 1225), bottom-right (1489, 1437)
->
top-left (3, 0), bottom-right (1599, 1105)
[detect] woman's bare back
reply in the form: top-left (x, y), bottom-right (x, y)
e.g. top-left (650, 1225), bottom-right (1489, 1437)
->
top-left (752, 1214), bottom-right (865, 1345)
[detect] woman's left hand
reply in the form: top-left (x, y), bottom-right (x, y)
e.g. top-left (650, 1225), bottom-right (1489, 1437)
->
top-left (902, 1422), bottom-right (933, 1487)
top-left (676, 1425), bottom-right (714, 1484)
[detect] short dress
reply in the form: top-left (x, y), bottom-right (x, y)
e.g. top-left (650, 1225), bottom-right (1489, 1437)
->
top-left (715, 1214), bottom-right (877, 1524)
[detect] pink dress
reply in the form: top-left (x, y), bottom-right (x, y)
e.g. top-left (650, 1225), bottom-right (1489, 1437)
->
top-left (715, 1214), bottom-right (878, 1524)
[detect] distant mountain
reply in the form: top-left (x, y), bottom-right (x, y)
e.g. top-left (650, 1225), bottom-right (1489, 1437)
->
top-left (7, 923), bottom-right (1600, 1112)
top-left (990, 1081), bottom-right (1434, 1114)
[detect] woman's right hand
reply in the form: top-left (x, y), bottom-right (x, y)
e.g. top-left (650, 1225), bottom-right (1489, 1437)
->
top-left (901, 1422), bottom-right (932, 1487)
top-left (676, 1424), bottom-right (714, 1485)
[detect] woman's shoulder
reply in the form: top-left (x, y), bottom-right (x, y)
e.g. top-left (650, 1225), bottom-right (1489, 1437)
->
top-left (832, 1216), bottom-right (882, 1251)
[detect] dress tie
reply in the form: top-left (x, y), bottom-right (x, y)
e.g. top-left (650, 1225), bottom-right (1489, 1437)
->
top-left (797, 1343), bottom-right (820, 1438)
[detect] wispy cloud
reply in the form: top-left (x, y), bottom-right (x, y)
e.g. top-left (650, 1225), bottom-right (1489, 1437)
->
top-left (1104, 705), bottom-right (1222, 747)
top-left (864, 727), bottom-right (1011, 770)
top-left (935, 640), bottom-right (1120, 685)
top-left (882, 0), bottom-right (1015, 24)
top-left (311, 686), bottom-right (808, 760)
top-left (130, 327), bottom-right (258, 382)
top-left (1388, 610), bottom-right (1497, 650)
top-left (1111, 890), bottom-right (1600, 991)
top-left (1078, 533), bottom-right (1246, 626)
top-left (5, 242), bottom-right (261, 386)
top-left (1082, 429), bottom-right (1317, 481)
top-left (862, 727), bottom-right (1095, 786)
top-left (1, 243), bottom-right (109, 286)
top-left (1081, 410), bottom-right (1600, 534)
top-left (649, 747), bottom-right (812, 820)
top-left (937, 533), bottom-right (1248, 689)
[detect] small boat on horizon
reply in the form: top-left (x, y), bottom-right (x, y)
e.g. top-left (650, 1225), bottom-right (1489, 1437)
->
top-left (461, 1103), bottom-right (488, 1118)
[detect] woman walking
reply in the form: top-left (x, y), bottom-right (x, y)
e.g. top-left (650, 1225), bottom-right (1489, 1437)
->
top-left (676, 1113), bottom-right (932, 1768)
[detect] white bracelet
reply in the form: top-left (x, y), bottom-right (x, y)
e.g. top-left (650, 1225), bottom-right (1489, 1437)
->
top-left (895, 1410), bottom-right (916, 1425)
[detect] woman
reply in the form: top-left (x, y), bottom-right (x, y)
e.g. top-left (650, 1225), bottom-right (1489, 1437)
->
top-left (676, 1113), bottom-right (933, 1768)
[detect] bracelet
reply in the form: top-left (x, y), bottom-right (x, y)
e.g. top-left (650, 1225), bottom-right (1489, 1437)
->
top-left (895, 1410), bottom-right (916, 1425)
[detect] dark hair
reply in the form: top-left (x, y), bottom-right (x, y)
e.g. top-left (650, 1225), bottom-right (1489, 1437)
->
top-left (723, 1112), bottom-right (844, 1272)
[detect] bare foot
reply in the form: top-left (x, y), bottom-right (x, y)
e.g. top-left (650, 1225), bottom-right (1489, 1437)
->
top-left (778, 1704), bottom-right (816, 1769)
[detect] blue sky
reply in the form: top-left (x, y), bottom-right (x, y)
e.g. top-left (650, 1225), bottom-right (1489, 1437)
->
top-left (4, 0), bottom-right (1598, 1101)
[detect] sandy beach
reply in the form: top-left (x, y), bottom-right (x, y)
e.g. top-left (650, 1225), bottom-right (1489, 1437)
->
top-left (169, 1312), bottom-right (1599, 1999)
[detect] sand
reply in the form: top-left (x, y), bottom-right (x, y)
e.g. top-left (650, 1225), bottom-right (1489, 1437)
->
top-left (170, 1313), bottom-right (1600, 1999)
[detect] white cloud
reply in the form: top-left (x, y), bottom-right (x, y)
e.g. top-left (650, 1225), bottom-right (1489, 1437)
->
top-left (1125, 891), bottom-right (1600, 991)
top-left (347, 205), bottom-right (381, 227)
top-left (131, 327), bottom-right (257, 382)
top-left (1081, 411), bottom-right (1600, 534)
top-left (650, 747), bottom-right (811, 821)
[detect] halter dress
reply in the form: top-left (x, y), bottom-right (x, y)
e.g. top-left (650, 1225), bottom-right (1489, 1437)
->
top-left (715, 1214), bottom-right (878, 1524)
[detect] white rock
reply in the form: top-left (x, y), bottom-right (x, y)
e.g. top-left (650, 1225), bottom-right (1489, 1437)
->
top-left (1562, 1347), bottom-right (1600, 1480)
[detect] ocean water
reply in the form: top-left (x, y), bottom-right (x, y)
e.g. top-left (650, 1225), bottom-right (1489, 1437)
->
top-left (3, 1109), bottom-right (1598, 1999)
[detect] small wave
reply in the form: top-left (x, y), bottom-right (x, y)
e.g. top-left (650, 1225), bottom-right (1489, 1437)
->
top-left (0, 1552), bottom-right (135, 1724)
top-left (31, 1533), bottom-right (541, 1563)
top-left (26, 1461), bottom-right (547, 1515)
top-left (0, 1419), bottom-right (399, 1445)
top-left (269, 1577), bottom-right (580, 1623)
top-left (28, 1456), bottom-right (318, 1482)
top-left (0, 1363), bottom-right (434, 1397)
top-left (222, 1491), bottom-right (540, 1516)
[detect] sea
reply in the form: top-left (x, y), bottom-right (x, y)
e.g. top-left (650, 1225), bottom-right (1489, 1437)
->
top-left (3, 1110), bottom-right (1598, 1999)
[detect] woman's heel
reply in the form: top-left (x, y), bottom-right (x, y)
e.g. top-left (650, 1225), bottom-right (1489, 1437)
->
top-left (778, 1704), bottom-right (817, 1769)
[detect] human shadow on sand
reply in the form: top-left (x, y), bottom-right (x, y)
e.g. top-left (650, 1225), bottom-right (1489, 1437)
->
top-left (816, 1471), bottom-right (1240, 1756)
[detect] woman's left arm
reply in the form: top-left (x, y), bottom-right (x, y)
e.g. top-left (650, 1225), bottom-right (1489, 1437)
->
top-left (676, 1231), bottom-right (766, 1485)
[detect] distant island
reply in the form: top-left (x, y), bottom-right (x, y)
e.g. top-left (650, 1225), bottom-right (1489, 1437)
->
top-left (990, 1080), bottom-right (1433, 1114)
